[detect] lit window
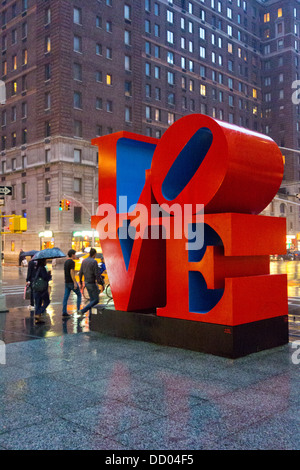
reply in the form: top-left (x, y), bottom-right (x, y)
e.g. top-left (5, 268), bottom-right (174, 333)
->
top-left (22, 49), bottom-right (28, 66)
top-left (200, 84), bottom-right (206, 96)
top-left (264, 12), bottom-right (270, 22)
top-left (106, 74), bottom-right (112, 85)
top-left (12, 55), bottom-right (17, 70)
top-left (45, 36), bottom-right (51, 53)
top-left (278, 8), bottom-right (282, 18)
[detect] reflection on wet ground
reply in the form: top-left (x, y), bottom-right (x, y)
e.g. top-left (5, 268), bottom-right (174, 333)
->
top-left (0, 265), bottom-right (114, 344)
top-left (270, 260), bottom-right (300, 298)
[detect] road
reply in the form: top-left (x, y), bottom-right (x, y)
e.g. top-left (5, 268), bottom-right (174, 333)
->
top-left (0, 261), bottom-right (299, 344)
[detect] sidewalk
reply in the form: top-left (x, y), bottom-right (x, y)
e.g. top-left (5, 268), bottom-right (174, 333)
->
top-left (0, 324), bottom-right (299, 450)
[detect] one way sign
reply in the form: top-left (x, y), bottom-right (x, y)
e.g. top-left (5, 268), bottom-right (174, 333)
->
top-left (0, 186), bottom-right (12, 196)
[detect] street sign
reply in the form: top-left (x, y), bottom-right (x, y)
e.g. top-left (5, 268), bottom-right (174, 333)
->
top-left (0, 186), bottom-right (12, 196)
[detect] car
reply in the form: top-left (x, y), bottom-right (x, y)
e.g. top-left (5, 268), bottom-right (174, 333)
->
top-left (291, 251), bottom-right (300, 260)
top-left (271, 251), bottom-right (300, 261)
top-left (74, 251), bottom-right (104, 272)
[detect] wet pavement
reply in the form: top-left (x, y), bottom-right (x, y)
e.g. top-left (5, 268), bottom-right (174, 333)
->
top-left (0, 263), bottom-right (299, 450)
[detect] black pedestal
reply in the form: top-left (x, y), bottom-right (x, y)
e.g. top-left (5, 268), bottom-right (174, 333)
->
top-left (90, 308), bottom-right (288, 359)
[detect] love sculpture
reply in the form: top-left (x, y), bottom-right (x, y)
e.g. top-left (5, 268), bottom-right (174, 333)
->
top-left (91, 114), bottom-right (288, 358)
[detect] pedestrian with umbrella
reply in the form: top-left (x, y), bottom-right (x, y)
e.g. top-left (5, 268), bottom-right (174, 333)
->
top-left (31, 248), bottom-right (66, 321)
top-left (24, 251), bottom-right (39, 312)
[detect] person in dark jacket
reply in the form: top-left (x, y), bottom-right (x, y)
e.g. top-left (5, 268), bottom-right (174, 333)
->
top-left (78, 248), bottom-right (99, 319)
top-left (33, 259), bottom-right (52, 320)
top-left (26, 256), bottom-right (38, 311)
top-left (19, 249), bottom-right (25, 266)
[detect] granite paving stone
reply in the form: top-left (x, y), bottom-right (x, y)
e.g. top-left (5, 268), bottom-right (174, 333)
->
top-left (0, 329), bottom-right (298, 450)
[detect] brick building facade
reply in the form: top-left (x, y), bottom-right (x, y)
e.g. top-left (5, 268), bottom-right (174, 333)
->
top-left (0, 0), bottom-right (299, 258)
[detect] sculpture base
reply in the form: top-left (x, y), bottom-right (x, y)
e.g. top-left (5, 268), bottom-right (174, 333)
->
top-left (90, 308), bottom-right (288, 359)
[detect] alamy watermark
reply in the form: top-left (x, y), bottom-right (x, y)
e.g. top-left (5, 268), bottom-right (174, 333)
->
top-left (0, 80), bottom-right (5, 105)
top-left (292, 81), bottom-right (300, 104)
top-left (0, 340), bottom-right (6, 365)
top-left (291, 340), bottom-right (300, 365)
top-left (96, 198), bottom-right (205, 251)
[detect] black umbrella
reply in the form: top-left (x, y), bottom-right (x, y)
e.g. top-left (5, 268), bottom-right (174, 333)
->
top-left (23, 250), bottom-right (39, 257)
top-left (32, 247), bottom-right (66, 260)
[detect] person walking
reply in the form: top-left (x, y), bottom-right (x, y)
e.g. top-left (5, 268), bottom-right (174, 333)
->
top-left (19, 249), bottom-right (25, 266)
top-left (62, 249), bottom-right (81, 318)
top-left (32, 259), bottom-right (52, 321)
top-left (25, 256), bottom-right (38, 312)
top-left (78, 247), bottom-right (100, 319)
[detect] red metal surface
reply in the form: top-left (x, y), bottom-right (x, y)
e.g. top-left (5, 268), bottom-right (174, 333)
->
top-left (91, 115), bottom-right (287, 326)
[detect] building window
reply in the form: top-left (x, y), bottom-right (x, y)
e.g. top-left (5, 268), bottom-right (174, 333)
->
top-left (73, 63), bottom-right (82, 81)
top-left (12, 132), bottom-right (17, 147)
top-left (22, 22), bottom-right (27, 39)
top-left (125, 106), bottom-right (132, 122)
top-left (74, 149), bottom-right (81, 163)
top-left (74, 35), bottom-right (82, 53)
top-left (125, 81), bottom-right (132, 96)
top-left (12, 80), bottom-right (17, 96)
top-left (22, 0), bottom-right (28, 12)
top-left (106, 74), bottom-right (112, 85)
top-left (45, 63), bottom-right (51, 80)
top-left (45, 92), bottom-right (51, 110)
top-left (96, 43), bottom-right (102, 55)
top-left (124, 30), bottom-right (131, 46)
top-left (125, 55), bottom-right (131, 71)
top-left (74, 206), bottom-right (82, 224)
top-left (21, 102), bottom-right (27, 119)
top-left (74, 120), bottom-right (82, 138)
top-left (45, 148), bottom-right (51, 163)
top-left (106, 21), bottom-right (112, 33)
top-left (45, 178), bottom-right (51, 195)
top-left (21, 182), bottom-right (26, 199)
top-left (45, 207), bottom-right (51, 225)
top-left (22, 128), bottom-right (27, 145)
top-left (45, 36), bottom-right (51, 54)
top-left (96, 97), bottom-right (102, 110)
top-left (12, 55), bottom-right (17, 71)
top-left (73, 91), bottom-right (82, 109)
top-left (11, 106), bottom-right (16, 122)
top-left (106, 47), bottom-right (112, 59)
top-left (96, 16), bottom-right (102, 28)
top-left (106, 100), bottom-right (113, 112)
top-left (22, 49), bottom-right (28, 66)
top-left (96, 71), bottom-right (102, 83)
top-left (2, 60), bottom-right (7, 76)
top-left (124, 4), bottom-right (131, 20)
top-left (74, 178), bottom-right (82, 194)
top-left (45, 121), bottom-right (51, 137)
top-left (73, 7), bottom-right (82, 25)
top-left (45, 7), bottom-right (51, 25)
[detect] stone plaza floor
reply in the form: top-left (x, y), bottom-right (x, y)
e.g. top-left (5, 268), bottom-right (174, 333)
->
top-left (0, 265), bottom-right (299, 450)
top-left (0, 328), bottom-right (299, 450)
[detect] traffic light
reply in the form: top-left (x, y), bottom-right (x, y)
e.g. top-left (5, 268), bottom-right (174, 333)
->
top-left (9, 216), bottom-right (27, 233)
top-left (59, 199), bottom-right (64, 211)
top-left (65, 200), bottom-right (71, 211)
